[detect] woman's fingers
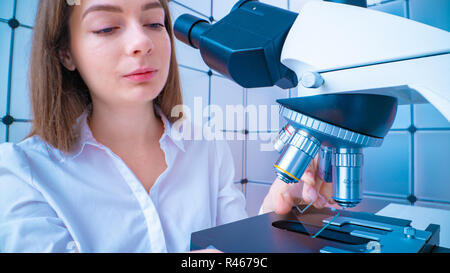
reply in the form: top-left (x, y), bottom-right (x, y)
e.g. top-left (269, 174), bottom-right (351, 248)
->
top-left (262, 178), bottom-right (289, 214)
top-left (302, 183), bottom-right (326, 209)
top-left (270, 154), bottom-right (342, 214)
top-left (274, 182), bottom-right (304, 214)
top-left (274, 187), bottom-right (294, 214)
top-left (319, 179), bottom-right (337, 205)
top-left (300, 156), bottom-right (326, 208)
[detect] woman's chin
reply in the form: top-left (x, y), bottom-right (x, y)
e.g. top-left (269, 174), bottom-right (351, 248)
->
top-left (120, 87), bottom-right (160, 103)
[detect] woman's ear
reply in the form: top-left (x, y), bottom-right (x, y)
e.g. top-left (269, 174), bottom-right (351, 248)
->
top-left (59, 48), bottom-right (76, 71)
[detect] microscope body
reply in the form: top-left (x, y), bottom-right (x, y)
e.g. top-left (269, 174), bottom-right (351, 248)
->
top-left (174, 0), bottom-right (450, 209)
top-left (272, 93), bottom-right (397, 208)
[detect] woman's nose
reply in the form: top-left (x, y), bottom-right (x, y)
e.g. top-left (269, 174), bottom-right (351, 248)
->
top-left (125, 24), bottom-right (154, 56)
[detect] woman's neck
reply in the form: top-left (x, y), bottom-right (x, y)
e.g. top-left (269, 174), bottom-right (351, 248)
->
top-left (88, 101), bottom-right (164, 151)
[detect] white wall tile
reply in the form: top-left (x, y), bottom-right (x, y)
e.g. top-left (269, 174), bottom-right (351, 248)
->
top-left (0, 124), bottom-right (5, 143)
top-left (212, 0), bottom-right (237, 21)
top-left (10, 26), bottom-right (32, 120)
top-left (226, 133), bottom-right (245, 182)
top-left (210, 74), bottom-right (246, 183)
top-left (363, 131), bottom-right (411, 197)
top-left (15, 0), bottom-right (39, 27)
top-left (0, 23), bottom-right (10, 117)
top-left (0, 1), bottom-right (13, 19)
top-left (210, 75), bottom-right (245, 131)
top-left (391, 104), bottom-right (411, 129)
top-left (245, 182), bottom-right (271, 217)
top-left (409, 0), bottom-right (450, 31)
top-left (178, 66), bottom-right (209, 128)
top-left (414, 104), bottom-right (450, 129)
top-left (175, 0), bottom-right (211, 19)
top-left (246, 132), bottom-right (280, 183)
top-left (8, 121), bottom-right (31, 143)
top-left (246, 86), bottom-right (289, 106)
top-left (234, 180), bottom-right (243, 189)
top-left (415, 131), bottom-right (450, 203)
top-left (246, 86), bottom-right (289, 132)
top-left (169, 2), bottom-right (210, 71)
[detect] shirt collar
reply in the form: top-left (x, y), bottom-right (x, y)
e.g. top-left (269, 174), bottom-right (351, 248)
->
top-left (68, 103), bottom-right (185, 160)
top-left (154, 103), bottom-right (186, 152)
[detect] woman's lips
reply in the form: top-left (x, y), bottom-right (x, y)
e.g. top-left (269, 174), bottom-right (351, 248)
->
top-left (123, 69), bottom-right (157, 83)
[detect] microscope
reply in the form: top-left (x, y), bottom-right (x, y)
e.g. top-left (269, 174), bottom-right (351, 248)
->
top-left (174, 0), bottom-right (450, 253)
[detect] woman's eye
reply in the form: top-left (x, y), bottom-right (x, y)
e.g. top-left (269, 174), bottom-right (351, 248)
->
top-left (92, 23), bottom-right (163, 35)
top-left (146, 23), bottom-right (165, 29)
top-left (93, 27), bottom-right (118, 35)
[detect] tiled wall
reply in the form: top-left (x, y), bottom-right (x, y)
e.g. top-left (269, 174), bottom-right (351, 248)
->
top-left (1, 0), bottom-right (449, 217)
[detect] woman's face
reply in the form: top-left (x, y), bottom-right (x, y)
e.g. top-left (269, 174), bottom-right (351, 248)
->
top-left (66, 0), bottom-right (171, 108)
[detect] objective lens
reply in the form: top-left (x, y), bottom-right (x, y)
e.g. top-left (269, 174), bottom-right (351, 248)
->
top-left (274, 130), bottom-right (321, 183)
top-left (318, 146), bottom-right (333, 183)
top-left (332, 148), bottom-right (364, 208)
top-left (272, 124), bottom-right (296, 153)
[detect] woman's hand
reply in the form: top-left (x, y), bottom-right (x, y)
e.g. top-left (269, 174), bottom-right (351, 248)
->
top-left (261, 155), bottom-right (340, 214)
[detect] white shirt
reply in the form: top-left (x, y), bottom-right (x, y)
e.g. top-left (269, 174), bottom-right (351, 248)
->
top-left (0, 105), bottom-right (248, 253)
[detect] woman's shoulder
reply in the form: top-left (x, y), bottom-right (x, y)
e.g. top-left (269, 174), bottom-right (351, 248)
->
top-left (0, 141), bottom-right (33, 184)
top-left (0, 136), bottom-right (56, 166)
top-left (0, 136), bottom-right (63, 188)
top-left (0, 141), bottom-right (26, 162)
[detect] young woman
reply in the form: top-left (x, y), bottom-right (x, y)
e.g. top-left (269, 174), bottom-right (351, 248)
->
top-left (0, 0), bottom-right (338, 253)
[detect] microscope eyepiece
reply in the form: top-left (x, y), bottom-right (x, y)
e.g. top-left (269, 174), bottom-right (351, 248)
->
top-left (173, 2), bottom-right (299, 89)
top-left (173, 14), bottom-right (211, 49)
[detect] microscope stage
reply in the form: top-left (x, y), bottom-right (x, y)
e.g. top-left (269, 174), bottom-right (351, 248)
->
top-left (191, 206), bottom-right (442, 253)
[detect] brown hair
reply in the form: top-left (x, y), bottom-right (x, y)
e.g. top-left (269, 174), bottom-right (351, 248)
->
top-left (28, 0), bottom-right (183, 153)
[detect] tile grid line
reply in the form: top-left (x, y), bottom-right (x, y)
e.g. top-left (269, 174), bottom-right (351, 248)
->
top-left (4, 0), bottom-right (18, 142)
top-left (178, 63), bottom-right (227, 79)
top-left (19, 23), bottom-right (32, 29)
top-left (207, 71), bottom-right (212, 124)
top-left (0, 17), bottom-right (9, 141)
top-left (409, 108), bottom-right (415, 205)
top-left (406, 0), bottom-right (415, 206)
top-left (243, 88), bottom-right (248, 196)
top-left (210, 0), bottom-right (213, 21)
top-left (6, 28), bottom-right (14, 115)
top-left (171, 0), bottom-right (210, 20)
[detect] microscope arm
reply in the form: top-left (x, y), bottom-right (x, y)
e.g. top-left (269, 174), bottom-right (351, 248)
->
top-left (282, 1), bottom-right (450, 121)
top-left (295, 54), bottom-right (450, 122)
